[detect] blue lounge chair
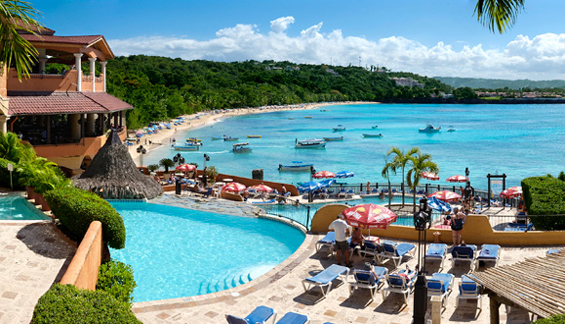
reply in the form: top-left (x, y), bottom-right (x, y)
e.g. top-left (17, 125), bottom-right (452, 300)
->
top-left (302, 264), bottom-right (349, 298)
top-left (457, 275), bottom-right (482, 310)
top-left (547, 248), bottom-right (562, 255)
top-left (359, 240), bottom-right (381, 261)
top-left (451, 245), bottom-right (477, 270)
top-left (425, 243), bottom-right (448, 270)
top-left (427, 273), bottom-right (455, 309)
top-left (315, 232), bottom-right (335, 255)
top-left (348, 266), bottom-right (388, 301)
top-left (382, 269), bottom-right (418, 304)
top-left (476, 244), bottom-right (500, 267)
top-left (380, 241), bottom-right (416, 268)
top-left (226, 305), bottom-right (277, 324)
top-left (276, 312), bottom-right (309, 324)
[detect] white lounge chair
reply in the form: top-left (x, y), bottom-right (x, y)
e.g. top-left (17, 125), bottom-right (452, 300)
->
top-left (302, 264), bottom-right (349, 299)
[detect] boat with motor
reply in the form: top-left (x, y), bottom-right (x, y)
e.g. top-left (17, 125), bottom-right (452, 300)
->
top-left (295, 138), bottom-right (326, 148)
top-left (362, 133), bottom-right (383, 138)
top-left (333, 125), bottom-right (346, 131)
top-left (247, 135), bottom-right (262, 138)
top-left (186, 137), bottom-right (202, 143)
top-left (447, 126), bottom-right (456, 132)
top-left (232, 142), bottom-right (252, 153)
top-left (173, 144), bottom-right (200, 151)
top-left (419, 124), bottom-right (441, 133)
top-left (211, 136), bottom-right (223, 140)
top-left (323, 136), bottom-right (344, 141)
top-left (278, 161), bottom-right (314, 172)
top-left (371, 125), bottom-right (379, 129)
top-left (223, 136), bottom-right (239, 141)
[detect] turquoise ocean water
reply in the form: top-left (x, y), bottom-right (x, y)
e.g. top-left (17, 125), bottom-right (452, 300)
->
top-left (142, 103), bottom-right (565, 190)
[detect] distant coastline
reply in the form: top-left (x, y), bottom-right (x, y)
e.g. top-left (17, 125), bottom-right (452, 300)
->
top-left (380, 97), bottom-right (565, 104)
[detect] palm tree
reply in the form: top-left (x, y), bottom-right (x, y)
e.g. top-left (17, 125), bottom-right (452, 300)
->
top-left (0, 1), bottom-right (43, 79)
top-left (381, 155), bottom-right (396, 207)
top-left (159, 158), bottom-right (175, 173)
top-left (474, 0), bottom-right (525, 33)
top-left (407, 152), bottom-right (439, 213)
top-left (387, 146), bottom-right (420, 206)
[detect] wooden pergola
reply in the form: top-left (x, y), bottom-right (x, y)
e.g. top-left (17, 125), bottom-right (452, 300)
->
top-left (469, 250), bottom-right (565, 323)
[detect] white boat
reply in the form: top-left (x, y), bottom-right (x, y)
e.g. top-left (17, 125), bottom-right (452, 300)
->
top-left (362, 133), bottom-right (383, 138)
top-left (211, 136), bottom-right (223, 140)
top-left (295, 138), bottom-right (326, 148)
top-left (323, 136), bottom-right (343, 141)
top-left (173, 144), bottom-right (200, 151)
top-left (232, 142), bottom-right (252, 153)
top-left (278, 161), bottom-right (314, 172)
top-left (419, 124), bottom-right (441, 133)
top-left (223, 136), bottom-right (239, 141)
top-left (186, 137), bottom-right (202, 143)
top-left (332, 125), bottom-right (346, 131)
top-left (447, 126), bottom-right (456, 132)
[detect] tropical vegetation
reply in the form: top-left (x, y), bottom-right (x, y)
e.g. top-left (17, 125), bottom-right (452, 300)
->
top-left (407, 151), bottom-right (439, 212)
top-left (102, 56), bottom-right (452, 129)
top-left (386, 147), bottom-right (420, 206)
top-left (97, 260), bottom-right (137, 307)
top-left (474, 0), bottom-right (525, 33)
top-left (522, 175), bottom-right (565, 230)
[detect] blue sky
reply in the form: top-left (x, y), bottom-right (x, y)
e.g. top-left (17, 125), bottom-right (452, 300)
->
top-left (30, 0), bottom-right (565, 80)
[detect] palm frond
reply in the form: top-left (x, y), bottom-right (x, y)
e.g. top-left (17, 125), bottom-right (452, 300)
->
top-left (475, 0), bottom-right (525, 33)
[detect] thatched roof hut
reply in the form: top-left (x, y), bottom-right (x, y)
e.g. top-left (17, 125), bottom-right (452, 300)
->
top-left (74, 130), bottom-right (163, 199)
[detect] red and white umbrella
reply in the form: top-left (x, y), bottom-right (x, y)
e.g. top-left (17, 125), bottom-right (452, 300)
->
top-left (428, 190), bottom-right (462, 202)
top-left (446, 175), bottom-right (469, 183)
top-left (340, 204), bottom-right (397, 231)
top-left (248, 184), bottom-right (273, 193)
top-left (500, 186), bottom-right (522, 199)
top-left (221, 182), bottom-right (247, 193)
top-left (312, 171), bottom-right (336, 179)
top-left (422, 172), bottom-right (440, 181)
top-left (176, 164), bottom-right (196, 172)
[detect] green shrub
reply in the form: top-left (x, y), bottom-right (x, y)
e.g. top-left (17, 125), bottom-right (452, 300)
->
top-left (522, 176), bottom-right (565, 230)
top-left (45, 186), bottom-right (126, 249)
top-left (97, 260), bottom-right (136, 306)
top-left (32, 284), bottom-right (141, 324)
top-left (534, 314), bottom-right (565, 324)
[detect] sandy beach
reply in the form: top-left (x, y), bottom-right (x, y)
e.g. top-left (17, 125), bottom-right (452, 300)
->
top-left (128, 101), bottom-right (376, 165)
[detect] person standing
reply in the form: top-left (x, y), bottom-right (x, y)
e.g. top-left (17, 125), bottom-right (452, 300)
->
top-left (450, 207), bottom-right (467, 245)
top-left (366, 182), bottom-right (371, 194)
top-left (328, 214), bottom-right (351, 267)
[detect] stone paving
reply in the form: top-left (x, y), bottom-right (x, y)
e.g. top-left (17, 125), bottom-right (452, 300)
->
top-left (0, 221), bottom-right (76, 324)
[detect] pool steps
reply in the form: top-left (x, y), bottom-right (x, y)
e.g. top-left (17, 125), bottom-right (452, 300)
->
top-left (198, 269), bottom-right (254, 295)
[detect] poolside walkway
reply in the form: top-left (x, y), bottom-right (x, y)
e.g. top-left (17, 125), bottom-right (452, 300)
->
top-left (0, 221), bottom-right (76, 324)
top-left (132, 229), bottom-right (556, 324)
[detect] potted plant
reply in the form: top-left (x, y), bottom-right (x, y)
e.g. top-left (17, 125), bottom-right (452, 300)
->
top-left (206, 166), bottom-right (218, 184)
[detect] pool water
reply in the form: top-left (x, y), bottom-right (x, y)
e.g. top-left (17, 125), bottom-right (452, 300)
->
top-left (109, 202), bottom-right (305, 302)
top-left (0, 196), bottom-right (50, 220)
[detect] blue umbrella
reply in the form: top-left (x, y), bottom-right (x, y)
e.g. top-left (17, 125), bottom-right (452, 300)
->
top-left (297, 181), bottom-right (322, 193)
top-left (319, 179), bottom-right (336, 188)
top-left (335, 171), bottom-right (354, 178)
top-left (428, 196), bottom-right (452, 213)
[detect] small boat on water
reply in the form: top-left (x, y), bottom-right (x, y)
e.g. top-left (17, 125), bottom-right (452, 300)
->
top-left (295, 138), bottom-right (326, 149)
top-left (232, 142), bottom-right (252, 153)
top-left (362, 133), bottom-right (383, 138)
top-left (371, 125), bottom-right (379, 129)
top-left (278, 161), bottom-right (314, 172)
top-left (333, 125), bottom-right (346, 131)
top-left (323, 136), bottom-right (344, 141)
top-left (186, 137), bottom-right (202, 143)
top-left (247, 135), bottom-right (262, 138)
top-left (419, 124), bottom-right (441, 133)
top-left (304, 116), bottom-right (313, 119)
top-left (173, 144), bottom-right (200, 151)
top-left (447, 126), bottom-right (456, 132)
top-left (288, 118), bottom-right (295, 120)
top-left (211, 136), bottom-right (223, 140)
top-left (185, 139), bottom-right (203, 146)
top-left (223, 136), bottom-right (239, 141)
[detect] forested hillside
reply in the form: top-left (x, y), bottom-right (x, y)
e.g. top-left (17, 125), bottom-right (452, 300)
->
top-left (105, 56), bottom-right (451, 129)
top-left (435, 77), bottom-right (565, 90)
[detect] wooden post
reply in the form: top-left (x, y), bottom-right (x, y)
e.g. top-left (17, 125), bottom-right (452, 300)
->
top-left (490, 294), bottom-right (500, 324)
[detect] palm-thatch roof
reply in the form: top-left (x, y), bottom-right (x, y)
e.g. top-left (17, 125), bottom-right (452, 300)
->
top-left (73, 130), bottom-right (163, 199)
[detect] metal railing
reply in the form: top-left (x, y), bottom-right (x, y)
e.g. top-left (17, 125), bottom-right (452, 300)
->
top-left (259, 203), bottom-right (316, 230)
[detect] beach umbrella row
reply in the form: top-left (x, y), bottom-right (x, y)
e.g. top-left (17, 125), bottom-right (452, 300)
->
top-left (297, 179), bottom-right (336, 193)
top-left (500, 186), bottom-right (522, 198)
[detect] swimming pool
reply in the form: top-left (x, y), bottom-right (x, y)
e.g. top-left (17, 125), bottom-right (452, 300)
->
top-left (109, 202), bottom-right (305, 302)
top-left (0, 195), bottom-right (50, 221)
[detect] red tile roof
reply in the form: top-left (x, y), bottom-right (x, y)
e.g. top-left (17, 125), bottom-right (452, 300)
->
top-left (20, 34), bottom-right (104, 46)
top-left (8, 92), bottom-right (133, 115)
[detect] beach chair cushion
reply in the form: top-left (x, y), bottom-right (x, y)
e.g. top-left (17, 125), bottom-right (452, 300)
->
top-left (428, 273), bottom-right (454, 294)
top-left (451, 245), bottom-right (476, 259)
top-left (226, 305), bottom-right (275, 324)
top-left (459, 275), bottom-right (480, 296)
top-left (316, 232), bottom-right (335, 252)
top-left (426, 243), bottom-right (447, 259)
top-left (304, 264), bottom-right (348, 285)
top-left (276, 312), bottom-right (308, 324)
top-left (477, 244), bottom-right (500, 260)
top-left (395, 243), bottom-right (416, 257)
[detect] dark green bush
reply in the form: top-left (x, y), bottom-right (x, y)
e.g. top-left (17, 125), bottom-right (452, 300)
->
top-left (97, 260), bottom-right (137, 306)
top-left (32, 284), bottom-right (141, 324)
top-left (534, 314), bottom-right (565, 324)
top-left (45, 186), bottom-right (126, 249)
top-left (522, 176), bottom-right (565, 230)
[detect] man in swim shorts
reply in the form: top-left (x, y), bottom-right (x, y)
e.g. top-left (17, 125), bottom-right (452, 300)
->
top-left (328, 214), bottom-right (352, 267)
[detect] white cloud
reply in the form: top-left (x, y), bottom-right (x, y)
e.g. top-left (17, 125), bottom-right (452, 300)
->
top-left (109, 17), bottom-right (565, 80)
